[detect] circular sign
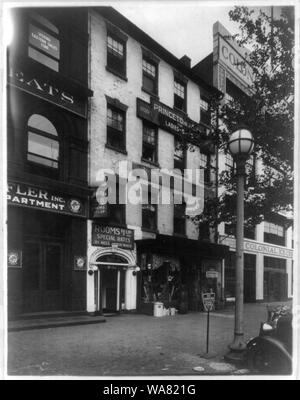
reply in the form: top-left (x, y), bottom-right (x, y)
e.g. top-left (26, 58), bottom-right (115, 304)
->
top-left (76, 257), bottom-right (85, 268)
top-left (68, 199), bottom-right (82, 214)
top-left (8, 252), bottom-right (19, 266)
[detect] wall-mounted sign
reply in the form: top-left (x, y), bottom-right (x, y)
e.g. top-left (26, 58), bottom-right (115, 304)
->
top-left (29, 24), bottom-right (60, 60)
top-left (137, 98), bottom-right (204, 137)
top-left (90, 194), bottom-right (109, 219)
top-left (7, 182), bottom-right (87, 218)
top-left (218, 36), bottom-right (254, 88)
top-left (206, 270), bottom-right (218, 279)
top-left (74, 256), bottom-right (87, 271)
top-left (220, 235), bottom-right (293, 259)
top-left (8, 250), bottom-right (22, 268)
top-left (8, 66), bottom-right (87, 118)
top-left (92, 224), bottom-right (134, 250)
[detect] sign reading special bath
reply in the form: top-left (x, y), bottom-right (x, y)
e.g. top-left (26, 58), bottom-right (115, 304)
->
top-left (92, 224), bottom-right (134, 250)
top-left (7, 182), bottom-right (87, 217)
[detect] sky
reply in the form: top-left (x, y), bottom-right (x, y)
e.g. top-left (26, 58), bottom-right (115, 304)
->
top-left (112, 1), bottom-right (240, 66)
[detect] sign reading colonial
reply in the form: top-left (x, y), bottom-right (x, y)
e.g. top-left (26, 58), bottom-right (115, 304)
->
top-left (137, 98), bottom-right (205, 136)
top-left (220, 235), bottom-right (293, 259)
top-left (7, 182), bottom-right (86, 217)
top-left (92, 224), bottom-right (134, 250)
top-left (8, 66), bottom-right (87, 118)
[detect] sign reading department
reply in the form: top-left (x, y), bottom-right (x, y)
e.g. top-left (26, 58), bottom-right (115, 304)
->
top-left (7, 182), bottom-right (86, 217)
top-left (92, 224), bottom-right (134, 250)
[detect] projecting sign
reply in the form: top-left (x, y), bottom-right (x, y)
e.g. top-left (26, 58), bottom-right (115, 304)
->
top-left (92, 224), bottom-right (134, 250)
top-left (29, 24), bottom-right (60, 59)
top-left (7, 182), bottom-right (86, 217)
top-left (218, 36), bottom-right (254, 88)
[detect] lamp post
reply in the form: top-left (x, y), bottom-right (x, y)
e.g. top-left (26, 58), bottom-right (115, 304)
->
top-left (225, 128), bottom-right (254, 363)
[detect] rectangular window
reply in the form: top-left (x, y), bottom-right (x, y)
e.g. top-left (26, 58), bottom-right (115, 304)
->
top-left (142, 123), bottom-right (158, 164)
top-left (142, 58), bottom-right (158, 95)
top-left (174, 202), bottom-right (186, 235)
top-left (224, 223), bottom-right (256, 240)
top-left (107, 34), bottom-right (126, 77)
top-left (28, 16), bottom-right (60, 72)
top-left (200, 96), bottom-right (211, 126)
top-left (142, 191), bottom-right (157, 231)
top-left (264, 222), bottom-right (285, 246)
top-left (225, 152), bottom-right (235, 174)
top-left (174, 138), bottom-right (185, 172)
top-left (109, 183), bottom-right (126, 226)
top-left (106, 105), bottom-right (126, 151)
top-left (28, 131), bottom-right (59, 168)
top-left (174, 79), bottom-right (186, 112)
top-left (200, 152), bottom-right (210, 184)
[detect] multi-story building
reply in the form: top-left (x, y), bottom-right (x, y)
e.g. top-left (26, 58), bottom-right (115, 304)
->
top-left (194, 21), bottom-right (294, 303)
top-left (86, 7), bottom-right (229, 314)
top-left (7, 8), bottom-right (93, 318)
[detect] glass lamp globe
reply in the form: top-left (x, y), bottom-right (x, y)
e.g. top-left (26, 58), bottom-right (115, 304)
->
top-left (228, 129), bottom-right (254, 158)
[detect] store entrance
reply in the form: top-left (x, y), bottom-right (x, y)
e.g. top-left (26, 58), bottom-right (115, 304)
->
top-left (23, 240), bottom-right (63, 312)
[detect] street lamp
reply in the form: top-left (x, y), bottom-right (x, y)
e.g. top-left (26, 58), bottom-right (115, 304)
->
top-left (225, 128), bottom-right (254, 363)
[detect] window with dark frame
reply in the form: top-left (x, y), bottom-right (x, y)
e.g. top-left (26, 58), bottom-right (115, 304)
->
top-left (106, 105), bottom-right (126, 151)
top-left (142, 57), bottom-right (158, 95)
top-left (174, 79), bottom-right (186, 112)
top-left (28, 12), bottom-right (60, 72)
top-left (224, 223), bottom-right (256, 240)
top-left (200, 96), bottom-right (211, 126)
top-left (174, 201), bottom-right (186, 235)
top-left (264, 222), bottom-right (285, 246)
top-left (200, 152), bottom-right (210, 184)
top-left (107, 33), bottom-right (126, 78)
top-left (142, 122), bottom-right (158, 164)
top-left (109, 181), bottom-right (126, 226)
top-left (27, 114), bottom-right (59, 169)
top-left (174, 138), bottom-right (185, 172)
top-left (142, 190), bottom-right (157, 231)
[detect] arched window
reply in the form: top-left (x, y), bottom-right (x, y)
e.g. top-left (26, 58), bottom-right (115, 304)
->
top-left (27, 114), bottom-right (59, 169)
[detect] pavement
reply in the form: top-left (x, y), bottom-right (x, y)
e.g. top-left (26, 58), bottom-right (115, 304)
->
top-left (6, 302), bottom-right (292, 378)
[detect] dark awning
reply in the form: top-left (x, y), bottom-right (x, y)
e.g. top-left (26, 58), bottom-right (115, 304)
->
top-left (135, 234), bottom-right (229, 259)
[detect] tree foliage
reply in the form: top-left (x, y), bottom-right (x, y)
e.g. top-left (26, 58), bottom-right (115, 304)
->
top-left (194, 6), bottom-right (294, 234)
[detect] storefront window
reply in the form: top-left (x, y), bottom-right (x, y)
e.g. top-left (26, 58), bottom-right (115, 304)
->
top-left (140, 254), bottom-right (181, 306)
top-left (264, 256), bottom-right (287, 301)
top-left (27, 114), bottom-right (59, 169)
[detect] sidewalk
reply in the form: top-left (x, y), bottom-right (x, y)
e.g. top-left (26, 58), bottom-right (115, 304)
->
top-left (6, 302), bottom-right (291, 377)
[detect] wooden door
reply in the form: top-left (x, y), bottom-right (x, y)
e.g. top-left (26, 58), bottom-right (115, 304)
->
top-left (23, 240), bottom-right (63, 312)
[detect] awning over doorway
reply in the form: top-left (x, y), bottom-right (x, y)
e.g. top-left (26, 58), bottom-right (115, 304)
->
top-left (135, 234), bottom-right (229, 259)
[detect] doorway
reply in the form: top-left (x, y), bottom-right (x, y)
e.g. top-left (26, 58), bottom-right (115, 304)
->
top-left (23, 240), bottom-right (63, 312)
top-left (101, 267), bottom-right (126, 313)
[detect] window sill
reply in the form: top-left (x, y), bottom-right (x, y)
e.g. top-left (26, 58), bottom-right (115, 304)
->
top-left (105, 143), bottom-right (128, 155)
top-left (141, 86), bottom-right (159, 100)
top-left (173, 106), bottom-right (187, 116)
top-left (141, 227), bottom-right (158, 234)
top-left (173, 232), bottom-right (187, 239)
top-left (141, 158), bottom-right (160, 168)
top-left (106, 66), bottom-right (128, 82)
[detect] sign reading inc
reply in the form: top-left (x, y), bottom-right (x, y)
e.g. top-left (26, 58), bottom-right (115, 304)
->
top-left (7, 182), bottom-right (86, 217)
top-left (92, 224), bottom-right (134, 250)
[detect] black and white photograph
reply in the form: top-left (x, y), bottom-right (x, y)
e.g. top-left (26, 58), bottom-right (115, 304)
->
top-left (0, 0), bottom-right (298, 382)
